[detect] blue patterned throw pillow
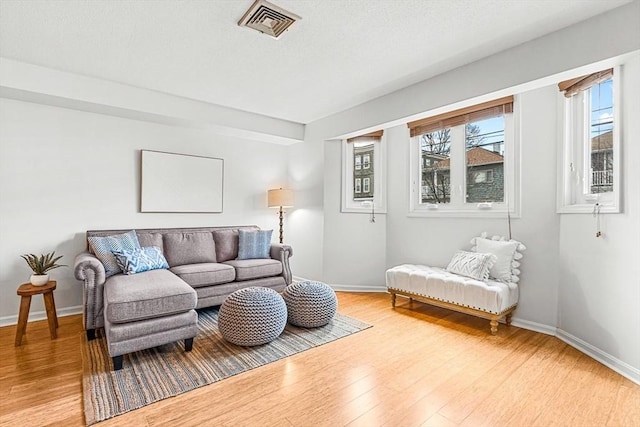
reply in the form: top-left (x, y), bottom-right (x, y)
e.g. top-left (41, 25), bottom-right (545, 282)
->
top-left (88, 230), bottom-right (141, 277)
top-left (113, 246), bottom-right (169, 275)
top-left (237, 229), bottom-right (273, 260)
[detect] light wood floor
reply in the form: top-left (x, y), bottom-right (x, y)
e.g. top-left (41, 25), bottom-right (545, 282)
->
top-left (1, 292), bottom-right (638, 426)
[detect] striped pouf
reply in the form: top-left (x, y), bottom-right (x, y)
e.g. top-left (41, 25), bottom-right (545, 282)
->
top-left (218, 287), bottom-right (287, 346)
top-left (283, 281), bottom-right (337, 328)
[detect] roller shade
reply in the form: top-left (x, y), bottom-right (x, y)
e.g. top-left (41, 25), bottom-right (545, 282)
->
top-left (407, 96), bottom-right (514, 137)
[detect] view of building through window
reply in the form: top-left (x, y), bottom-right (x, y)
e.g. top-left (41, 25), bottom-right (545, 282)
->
top-left (419, 116), bottom-right (505, 204)
top-left (589, 78), bottom-right (613, 194)
top-left (466, 116), bottom-right (504, 203)
top-left (353, 142), bottom-right (374, 200)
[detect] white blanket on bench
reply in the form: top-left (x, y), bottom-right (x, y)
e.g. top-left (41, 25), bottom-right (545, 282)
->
top-left (386, 264), bottom-right (518, 315)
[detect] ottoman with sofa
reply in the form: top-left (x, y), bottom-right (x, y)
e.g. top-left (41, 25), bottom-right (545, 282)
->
top-left (74, 225), bottom-right (293, 369)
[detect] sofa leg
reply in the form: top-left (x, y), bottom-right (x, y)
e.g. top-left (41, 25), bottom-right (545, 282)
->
top-left (86, 329), bottom-right (96, 341)
top-left (112, 355), bottom-right (123, 371)
top-left (185, 337), bottom-right (194, 352)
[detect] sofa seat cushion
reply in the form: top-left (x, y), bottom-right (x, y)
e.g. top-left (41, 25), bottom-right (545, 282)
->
top-left (170, 263), bottom-right (236, 288)
top-left (104, 269), bottom-right (196, 324)
top-left (223, 259), bottom-right (282, 281)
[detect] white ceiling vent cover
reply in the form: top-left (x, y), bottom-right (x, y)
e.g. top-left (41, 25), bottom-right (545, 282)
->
top-left (238, 0), bottom-right (301, 39)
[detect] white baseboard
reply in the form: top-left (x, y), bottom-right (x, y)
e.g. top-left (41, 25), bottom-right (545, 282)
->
top-left (329, 284), bottom-right (387, 293)
top-left (291, 276), bottom-right (386, 293)
top-left (556, 328), bottom-right (640, 386)
top-left (511, 317), bottom-right (557, 336)
top-left (0, 305), bottom-right (83, 327)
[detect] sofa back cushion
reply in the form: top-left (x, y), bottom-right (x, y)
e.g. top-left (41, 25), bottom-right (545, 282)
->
top-left (212, 229), bottom-right (239, 262)
top-left (163, 232), bottom-right (217, 267)
top-left (136, 232), bottom-right (164, 253)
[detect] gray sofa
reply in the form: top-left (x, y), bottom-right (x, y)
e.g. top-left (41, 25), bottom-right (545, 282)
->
top-left (74, 225), bottom-right (293, 341)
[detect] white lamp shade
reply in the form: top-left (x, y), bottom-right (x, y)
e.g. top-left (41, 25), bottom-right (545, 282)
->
top-left (268, 188), bottom-right (294, 208)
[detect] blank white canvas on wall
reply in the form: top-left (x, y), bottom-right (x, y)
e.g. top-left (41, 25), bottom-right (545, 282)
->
top-left (141, 150), bottom-right (224, 213)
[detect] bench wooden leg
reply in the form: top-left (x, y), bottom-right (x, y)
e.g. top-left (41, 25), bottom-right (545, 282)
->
top-left (506, 313), bottom-right (513, 326)
top-left (391, 292), bottom-right (396, 308)
top-left (490, 319), bottom-right (499, 335)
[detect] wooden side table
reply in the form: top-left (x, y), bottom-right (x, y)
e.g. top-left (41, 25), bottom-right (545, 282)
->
top-left (15, 280), bottom-right (58, 346)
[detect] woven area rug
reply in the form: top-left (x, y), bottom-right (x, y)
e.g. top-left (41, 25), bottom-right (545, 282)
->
top-left (81, 307), bottom-right (371, 425)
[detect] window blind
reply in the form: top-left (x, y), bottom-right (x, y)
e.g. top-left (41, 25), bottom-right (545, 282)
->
top-left (558, 68), bottom-right (613, 98)
top-left (407, 96), bottom-right (514, 138)
top-left (346, 130), bottom-right (383, 143)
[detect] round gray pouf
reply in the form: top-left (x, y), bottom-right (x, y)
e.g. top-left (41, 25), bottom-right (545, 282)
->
top-left (218, 287), bottom-right (287, 346)
top-left (282, 281), bottom-right (337, 328)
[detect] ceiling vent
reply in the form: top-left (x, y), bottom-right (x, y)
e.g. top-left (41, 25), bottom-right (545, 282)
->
top-left (238, 0), bottom-right (301, 39)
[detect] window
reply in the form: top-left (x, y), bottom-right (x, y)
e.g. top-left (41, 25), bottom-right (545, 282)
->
top-left (363, 177), bottom-right (370, 193)
top-left (558, 67), bottom-right (620, 213)
top-left (342, 130), bottom-right (387, 213)
top-left (408, 96), bottom-right (519, 217)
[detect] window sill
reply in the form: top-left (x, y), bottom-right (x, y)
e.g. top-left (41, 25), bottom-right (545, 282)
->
top-left (557, 204), bottom-right (620, 214)
top-left (408, 208), bottom-right (520, 219)
top-left (342, 207), bottom-right (387, 214)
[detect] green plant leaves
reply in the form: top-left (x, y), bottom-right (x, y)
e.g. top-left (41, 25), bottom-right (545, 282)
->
top-left (21, 251), bottom-right (66, 274)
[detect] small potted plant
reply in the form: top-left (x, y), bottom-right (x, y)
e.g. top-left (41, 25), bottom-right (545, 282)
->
top-left (21, 252), bottom-right (65, 286)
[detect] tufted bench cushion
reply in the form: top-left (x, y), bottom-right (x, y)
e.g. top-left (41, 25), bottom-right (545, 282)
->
top-left (386, 264), bottom-right (518, 315)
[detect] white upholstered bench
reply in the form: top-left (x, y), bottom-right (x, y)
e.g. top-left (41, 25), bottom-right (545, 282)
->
top-left (386, 233), bottom-right (525, 334)
top-left (386, 264), bottom-right (518, 334)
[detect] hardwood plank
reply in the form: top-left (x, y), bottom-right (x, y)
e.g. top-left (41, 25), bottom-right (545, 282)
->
top-left (0, 292), bottom-right (637, 427)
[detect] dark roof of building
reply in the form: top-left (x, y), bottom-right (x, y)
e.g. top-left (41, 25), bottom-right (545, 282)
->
top-left (434, 147), bottom-right (503, 169)
top-left (592, 130), bottom-right (612, 151)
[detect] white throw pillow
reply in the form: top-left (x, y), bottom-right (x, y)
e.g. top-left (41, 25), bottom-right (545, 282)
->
top-left (446, 250), bottom-right (497, 281)
top-left (471, 232), bottom-right (526, 283)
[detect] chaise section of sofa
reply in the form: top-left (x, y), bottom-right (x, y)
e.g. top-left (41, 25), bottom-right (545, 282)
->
top-left (74, 225), bottom-right (293, 339)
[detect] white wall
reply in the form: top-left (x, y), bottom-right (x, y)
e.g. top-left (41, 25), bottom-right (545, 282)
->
top-left (322, 140), bottom-right (387, 290)
top-left (0, 98), bottom-right (289, 322)
top-left (557, 54), bottom-right (640, 376)
top-left (291, 2), bottom-right (640, 381)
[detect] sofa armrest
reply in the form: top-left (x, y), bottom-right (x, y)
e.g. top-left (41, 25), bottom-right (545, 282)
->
top-left (74, 252), bottom-right (107, 332)
top-left (270, 244), bottom-right (293, 285)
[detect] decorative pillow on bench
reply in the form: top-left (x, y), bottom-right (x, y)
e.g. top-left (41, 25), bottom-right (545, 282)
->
top-left (471, 232), bottom-right (526, 283)
top-left (446, 250), bottom-right (497, 280)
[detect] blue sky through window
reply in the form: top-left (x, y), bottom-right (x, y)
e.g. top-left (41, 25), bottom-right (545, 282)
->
top-left (590, 78), bottom-right (613, 138)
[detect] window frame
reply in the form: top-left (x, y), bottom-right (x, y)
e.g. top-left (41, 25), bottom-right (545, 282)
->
top-left (341, 133), bottom-right (387, 214)
top-left (557, 65), bottom-right (621, 214)
top-left (408, 99), bottom-right (520, 218)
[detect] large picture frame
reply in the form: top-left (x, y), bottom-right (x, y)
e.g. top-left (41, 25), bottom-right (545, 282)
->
top-left (141, 150), bottom-right (224, 213)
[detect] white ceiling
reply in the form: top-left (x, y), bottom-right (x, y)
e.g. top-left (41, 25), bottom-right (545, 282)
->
top-left (0, 0), bottom-right (631, 124)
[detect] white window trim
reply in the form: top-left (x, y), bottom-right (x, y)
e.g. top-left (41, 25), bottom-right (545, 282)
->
top-left (557, 65), bottom-right (621, 214)
top-left (342, 135), bottom-right (387, 214)
top-left (408, 100), bottom-right (521, 218)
